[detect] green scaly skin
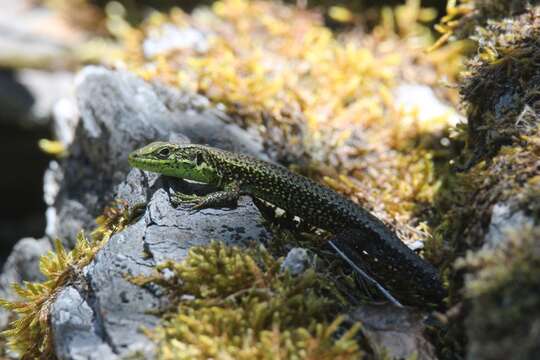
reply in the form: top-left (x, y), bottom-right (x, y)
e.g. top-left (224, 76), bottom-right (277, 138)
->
top-left (129, 142), bottom-right (447, 305)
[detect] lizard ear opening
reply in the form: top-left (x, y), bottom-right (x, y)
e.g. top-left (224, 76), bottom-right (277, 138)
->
top-left (195, 152), bottom-right (205, 166)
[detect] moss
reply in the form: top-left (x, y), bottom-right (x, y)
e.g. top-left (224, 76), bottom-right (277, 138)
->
top-left (0, 200), bottom-right (132, 359)
top-left (459, 8), bottom-right (539, 164)
top-left (432, 0), bottom-right (533, 50)
top-left (425, 3), bottom-right (540, 357)
top-left (433, 141), bottom-right (539, 254)
top-left (427, 4), bottom-right (540, 262)
top-left (115, 0), bottom-right (462, 251)
top-left (456, 225), bottom-right (540, 359)
top-left (133, 242), bottom-right (362, 359)
top-left (39, 0), bottom-right (191, 31)
top-left (0, 234), bottom-right (95, 358)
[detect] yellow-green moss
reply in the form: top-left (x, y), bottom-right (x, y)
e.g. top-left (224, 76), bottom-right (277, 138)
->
top-left (432, 0), bottom-right (532, 49)
top-left (114, 0), bottom-right (462, 250)
top-left (133, 242), bottom-right (362, 360)
top-left (0, 234), bottom-right (96, 358)
top-left (0, 200), bottom-right (132, 359)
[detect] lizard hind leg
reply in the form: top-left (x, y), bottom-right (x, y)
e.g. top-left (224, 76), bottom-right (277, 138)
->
top-left (170, 192), bottom-right (205, 206)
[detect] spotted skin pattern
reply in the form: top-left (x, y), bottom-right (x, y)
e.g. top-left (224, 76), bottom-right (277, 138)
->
top-left (129, 142), bottom-right (447, 305)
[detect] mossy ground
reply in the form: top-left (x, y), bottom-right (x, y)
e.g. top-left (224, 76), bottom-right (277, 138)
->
top-left (112, 1), bottom-right (464, 356)
top-left (12, 0), bottom-right (539, 359)
top-left (132, 242), bottom-right (362, 359)
top-left (428, 2), bottom-right (540, 358)
top-left (115, 0), bottom-right (463, 248)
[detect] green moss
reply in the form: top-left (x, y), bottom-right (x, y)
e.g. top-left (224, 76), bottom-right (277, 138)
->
top-left (459, 9), bottom-right (540, 165)
top-left (432, 0), bottom-right (532, 49)
top-left (425, 3), bottom-right (540, 357)
top-left (134, 242), bottom-right (362, 359)
top-left (0, 234), bottom-right (96, 358)
top-left (0, 200), bottom-right (132, 359)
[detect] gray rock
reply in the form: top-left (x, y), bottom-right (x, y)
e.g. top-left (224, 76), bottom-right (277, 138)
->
top-left (15, 70), bottom-right (75, 126)
top-left (0, 0), bottom-right (77, 126)
top-left (48, 66), bottom-right (267, 246)
top-left (0, 237), bottom-right (51, 328)
top-left (41, 68), bottom-right (274, 357)
top-left (143, 186), bottom-right (271, 264)
top-left (51, 97), bottom-right (79, 146)
top-left (79, 219), bottom-right (161, 358)
top-left (50, 164), bottom-right (272, 358)
top-left (0, 0), bottom-right (79, 70)
top-left (143, 24), bottom-right (210, 57)
top-left (485, 202), bottom-right (533, 248)
top-left (52, 287), bottom-right (117, 360)
top-left (348, 304), bottom-right (437, 360)
top-left (280, 248), bottom-right (311, 276)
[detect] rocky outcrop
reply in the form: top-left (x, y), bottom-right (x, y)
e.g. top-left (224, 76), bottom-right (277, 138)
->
top-left (47, 66), bottom-right (268, 247)
top-left (28, 67), bottom-right (272, 358)
top-left (0, 66), bottom-right (442, 359)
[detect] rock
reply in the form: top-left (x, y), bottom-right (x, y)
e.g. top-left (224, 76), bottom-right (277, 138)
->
top-left (47, 66), bottom-right (267, 246)
top-left (40, 66), bottom-right (274, 357)
top-left (348, 304), bottom-right (437, 360)
top-left (394, 84), bottom-right (463, 128)
top-left (15, 69), bottom-right (75, 126)
top-left (71, 219), bottom-right (161, 358)
top-left (0, 0), bottom-right (84, 70)
top-left (143, 24), bottom-right (209, 58)
top-left (51, 97), bottom-right (79, 146)
top-left (0, 237), bottom-right (51, 328)
top-left (50, 163), bottom-right (272, 358)
top-left (51, 287), bottom-right (118, 360)
top-left (280, 247), bottom-right (311, 276)
top-left (142, 183), bottom-right (272, 264)
top-left (485, 202), bottom-right (533, 248)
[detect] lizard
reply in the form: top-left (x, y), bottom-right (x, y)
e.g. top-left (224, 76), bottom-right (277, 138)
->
top-left (128, 141), bottom-right (447, 306)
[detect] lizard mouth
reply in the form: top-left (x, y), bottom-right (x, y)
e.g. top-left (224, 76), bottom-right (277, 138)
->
top-left (128, 153), bottom-right (161, 172)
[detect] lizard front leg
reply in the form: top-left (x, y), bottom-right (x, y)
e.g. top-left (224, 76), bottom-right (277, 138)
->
top-left (172, 182), bottom-right (246, 211)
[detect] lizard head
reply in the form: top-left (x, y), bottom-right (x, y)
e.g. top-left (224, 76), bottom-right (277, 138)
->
top-left (128, 142), bottom-right (219, 184)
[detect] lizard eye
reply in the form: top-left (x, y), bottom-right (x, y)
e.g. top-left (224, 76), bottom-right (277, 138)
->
top-left (156, 147), bottom-right (171, 159)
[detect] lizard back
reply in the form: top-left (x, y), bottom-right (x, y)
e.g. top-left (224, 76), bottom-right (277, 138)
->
top-left (203, 146), bottom-right (446, 305)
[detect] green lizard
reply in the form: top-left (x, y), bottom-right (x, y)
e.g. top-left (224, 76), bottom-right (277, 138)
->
top-left (128, 141), bottom-right (446, 305)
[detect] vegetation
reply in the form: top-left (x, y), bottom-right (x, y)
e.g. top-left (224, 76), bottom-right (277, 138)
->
top-left (0, 200), bottom-right (132, 358)
top-left (427, 2), bottom-right (540, 358)
top-left (6, 1), bottom-right (539, 358)
top-left (133, 242), bottom-right (361, 359)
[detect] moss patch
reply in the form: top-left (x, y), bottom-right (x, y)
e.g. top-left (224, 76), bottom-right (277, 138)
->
top-left (457, 225), bottom-right (540, 359)
top-left (133, 242), bottom-right (362, 359)
top-left (0, 200), bottom-right (132, 359)
top-left (115, 0), bottom-right (462, 250)
top-left (426, 3), bottom-right (540, 357)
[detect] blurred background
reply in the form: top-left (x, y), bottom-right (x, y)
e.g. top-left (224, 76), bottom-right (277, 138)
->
top-left (0, 0), bottom-right (451, 266)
